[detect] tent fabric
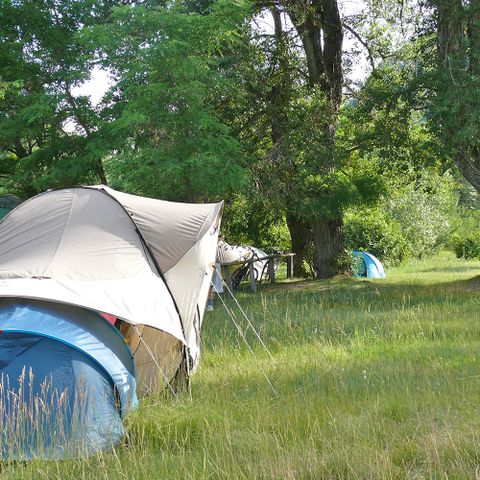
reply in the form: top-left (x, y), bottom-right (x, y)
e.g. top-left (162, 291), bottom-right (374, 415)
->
top-left (0, 332), bottom-right (124, 459)
top-left (129, 324), bottom-right (183, 395)
top-left (164, 222), bottom-right (220, 366)
top-left (0, 299), bottom-right (137, 415)
top-left (352, 251), bottom-right (386, 279)
top-left (0, 186), bottom-right (223, 458)
top-left (216, 241), bottom-right (252, 265)
top-left (0, 186), bottom-right (223, 367)
top-left (96, 186), bottom-right (223, 273)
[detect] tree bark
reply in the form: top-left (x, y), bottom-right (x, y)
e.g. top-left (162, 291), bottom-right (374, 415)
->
top-left (269, 6), bottom-right (313, 276)
top-left (286, 213), bottom-right (312, 277)
top-left (283, 0), bottom-right (344, 278)
top-left (454, 149), bottom-right (480, 193)
top-left (312, 216), bottom-right (344, 278)
top-left (436, 0), bottom-right (463, 65)
top-left (435, 0), bottom-right (480, 193)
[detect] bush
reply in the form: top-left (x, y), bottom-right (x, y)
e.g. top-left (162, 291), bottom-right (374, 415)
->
top-left (221, 193), bottom-right (291, 252)
top-left (344, 209), bottom-right (409, 266)
top-left (385, 175), bottom-right (457, 259)
top-left (345, 171), bottom-right (459, 266)
top-left (451, 233), bottom-right (480, 259)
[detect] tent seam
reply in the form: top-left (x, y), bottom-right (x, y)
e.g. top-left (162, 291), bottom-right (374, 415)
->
top-left (163, 203), bottom-right (222, 274)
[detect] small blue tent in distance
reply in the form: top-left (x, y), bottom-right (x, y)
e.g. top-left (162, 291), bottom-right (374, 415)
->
top-left (352, 250), bottom-right (386, 279)
top-left (0, 186), bottom-right (222, 459)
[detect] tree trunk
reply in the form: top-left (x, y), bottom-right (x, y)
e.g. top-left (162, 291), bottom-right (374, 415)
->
top-left (269, 6), bottom-right (312, 276)
top-left (435, 0), bottom-right (480, 193)
top-left (281, 0), bottom-right (344, 279)
top-left (436, 0), bottom-right (463, 65)
top-left (454, 149), bottom-right (480, 193)
top-left (97, 160), bottom-right (108, 185)
top-left (312, 215), bottom-right (344, 279)
top-left (286, 213), bottom-right (312, 277)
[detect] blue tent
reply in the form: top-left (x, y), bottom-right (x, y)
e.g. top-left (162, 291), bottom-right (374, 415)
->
top-left (352, 251), bottom-right (386, 279)
top-left (0, 299), bottom-right (137, 459)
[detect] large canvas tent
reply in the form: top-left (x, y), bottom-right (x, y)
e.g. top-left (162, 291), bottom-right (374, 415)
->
top-left (0, 186), bottom-right (222, 458)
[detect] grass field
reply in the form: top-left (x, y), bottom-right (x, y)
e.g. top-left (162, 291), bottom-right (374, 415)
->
top-left (4, 251), bottom-right (480, 479)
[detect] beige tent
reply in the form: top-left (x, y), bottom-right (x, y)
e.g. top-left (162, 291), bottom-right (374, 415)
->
top-left (0, 185), bottom-right (222, 394)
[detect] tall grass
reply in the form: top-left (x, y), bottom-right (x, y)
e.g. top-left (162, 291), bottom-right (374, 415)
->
top-left (3, 252), bottom-right (480, 479)
top-left (0, 368), bottom-right (121, 461)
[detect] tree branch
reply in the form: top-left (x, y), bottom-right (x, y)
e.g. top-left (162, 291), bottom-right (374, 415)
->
top-left (343, 23), bottom-right (377, 72)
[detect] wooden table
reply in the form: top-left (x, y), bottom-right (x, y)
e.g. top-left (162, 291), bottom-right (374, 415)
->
top-left (220, 253), bottom-right (295, 293)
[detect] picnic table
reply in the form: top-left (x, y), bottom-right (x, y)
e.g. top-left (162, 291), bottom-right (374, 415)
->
top-left (220, 253), bottom-right (295, 293)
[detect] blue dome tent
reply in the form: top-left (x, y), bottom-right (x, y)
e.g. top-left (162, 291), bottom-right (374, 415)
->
top-left (352, 251), bottom-right (386, 279)
top-left (0, 299), bottom-right (135, 459)
top-left (0, 186), bottom-right (223, 458)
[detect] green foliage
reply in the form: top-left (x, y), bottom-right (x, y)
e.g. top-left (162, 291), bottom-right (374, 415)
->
top-left (386, 173), bottom-right (458, 258)
top-left (344, 208), bottom-right (408, 266)
top-left (449, 198), bottom-right (480, 260)
top-left (87, 1), bottom-right (249, 201)
top-left (0, 0), bottom-right (250, 201)
top-left (451, 233), bottom-right (480, 260)
top-left (424, 1), bottom-right (480, 169)
top-left (0, 0), bottom-right (114, 195)
top-left (220, 193), bottom-right (291, 251)
top-left (345, 171), bottom-right (459, 265)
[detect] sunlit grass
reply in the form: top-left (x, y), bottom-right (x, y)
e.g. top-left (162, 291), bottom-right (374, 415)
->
top-left (4, 251), bottom-right (480, 479)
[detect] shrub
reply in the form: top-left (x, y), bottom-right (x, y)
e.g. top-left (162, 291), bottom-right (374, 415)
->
top-left (345, 171), bottom-right (459, 266)
top-left (221, 193), bottom-right (291, 252)
top-left (344, 208), bottom-right (409, 266)
top-left (451, 233), bottom-right (480, 259)
top-left (385, 176), bottom-right (456, 259)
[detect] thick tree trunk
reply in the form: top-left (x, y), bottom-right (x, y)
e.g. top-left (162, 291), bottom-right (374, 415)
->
top-left (286, 213), bottom-right (312, 277)
top-left (435, 0), bottom-right (480, 194)
top-left (282, 0), bottom-right (344, 279)
top-left (312, 215), bottom-right (344, 279)
top-left (454, 150), bottom-right (480, 193)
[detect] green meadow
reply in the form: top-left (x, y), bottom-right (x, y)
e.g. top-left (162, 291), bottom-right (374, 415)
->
top-left (5, 251), bottom-right (480, 479)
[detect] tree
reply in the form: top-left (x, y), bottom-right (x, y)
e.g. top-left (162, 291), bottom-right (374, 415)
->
top-left (274, 0), bottom-right (344, 278)
top-left (218, 0), bottom-right (398, 277)
top-left (82, 1), bottom-right (248, 202)
top-left (0, 0), bottom-right (114, 196)
top-left (428, 0), bottom-right (480, 193)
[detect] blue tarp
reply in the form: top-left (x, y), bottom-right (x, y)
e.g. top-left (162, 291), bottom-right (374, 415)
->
top-left (0, 300), bottom-right (138, 459)
top-left (352, 251), bottom-right (386, 279)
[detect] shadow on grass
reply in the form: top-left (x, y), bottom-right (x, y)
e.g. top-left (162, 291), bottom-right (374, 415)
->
top-left (203, 274), bottom-right (480, 352)
top-left (418, 266), bottom-right (480, 274)
top-left (237, 274), bottom-right (480, 298)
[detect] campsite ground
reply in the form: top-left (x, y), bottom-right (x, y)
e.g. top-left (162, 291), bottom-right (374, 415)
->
top-left (5, 251), bottom-right (480, 479)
